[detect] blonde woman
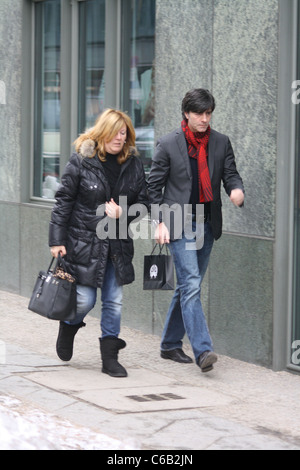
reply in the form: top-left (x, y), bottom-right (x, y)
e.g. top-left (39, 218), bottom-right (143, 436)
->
top-left (49, 109), bottom-right (148, 377)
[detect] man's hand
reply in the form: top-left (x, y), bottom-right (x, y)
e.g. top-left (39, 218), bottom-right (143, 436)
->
top-left (155, 222), bottom-right (170, 244)
top-left (230, 188), bottom-right (244, 207)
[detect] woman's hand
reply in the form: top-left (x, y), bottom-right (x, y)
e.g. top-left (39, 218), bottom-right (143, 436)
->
top-left (50, 246), bottom-right (67, 258)
top-left (105, 199), bottom-right (123, 219)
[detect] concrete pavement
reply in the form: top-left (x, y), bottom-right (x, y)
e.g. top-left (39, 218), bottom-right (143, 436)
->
top-left (1, 289), bottom-right (300, 450)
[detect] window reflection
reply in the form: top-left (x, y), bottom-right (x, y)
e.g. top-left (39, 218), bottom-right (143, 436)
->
top-left (78, 0), bottom-right (106, 132)
top-left (34, 0), bottom-right (61, 199)
top-left (122, 0), bottom-right (156, 173)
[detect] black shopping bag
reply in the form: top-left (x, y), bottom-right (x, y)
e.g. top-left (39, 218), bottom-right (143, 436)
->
top-left (143, 244), bottom-right (174, 290)
top-left (28, 254), bottom-right (77, 321)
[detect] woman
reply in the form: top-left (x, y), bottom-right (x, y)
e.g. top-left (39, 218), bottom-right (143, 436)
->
top-left (49, 109), bottom-right (148, 377)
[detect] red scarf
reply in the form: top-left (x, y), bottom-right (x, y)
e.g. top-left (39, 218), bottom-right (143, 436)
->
top-left (181, 119), bottom-right (213, 203)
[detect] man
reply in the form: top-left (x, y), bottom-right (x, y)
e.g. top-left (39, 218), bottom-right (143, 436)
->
top-left (148, 88), bottom-right (244, 373)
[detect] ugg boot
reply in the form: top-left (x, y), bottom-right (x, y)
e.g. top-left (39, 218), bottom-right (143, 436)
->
top-left (99, 337), bottom-right (127, 377)
top-left (56, 321), bottom-right (86, 361)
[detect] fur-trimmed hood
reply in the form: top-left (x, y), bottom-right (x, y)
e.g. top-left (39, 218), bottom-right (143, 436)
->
top-left (80, 139), bottom-right (97, 158)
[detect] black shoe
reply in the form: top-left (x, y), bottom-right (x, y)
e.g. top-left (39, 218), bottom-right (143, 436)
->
top-left (198, 351), bottom-right (218, 373)
top-left (161, 348), bottom-right (193, 364)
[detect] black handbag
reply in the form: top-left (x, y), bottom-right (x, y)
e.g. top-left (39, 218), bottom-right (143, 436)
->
top-left (143, 244), bottom-right (175, 290)
top-left (28, 254), bottom-right (77, 321)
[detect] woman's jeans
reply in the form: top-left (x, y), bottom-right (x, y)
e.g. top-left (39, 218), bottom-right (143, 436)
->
top-left (66, 258), bottom-right (123, 339)
top-left (161, 221), bottom-right (214, 361)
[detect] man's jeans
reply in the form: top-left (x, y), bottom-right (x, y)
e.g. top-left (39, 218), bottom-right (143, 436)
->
top-left (161, 221), bottom-right (214, 361)
top-left (66, 258), bottom-right (123, 338)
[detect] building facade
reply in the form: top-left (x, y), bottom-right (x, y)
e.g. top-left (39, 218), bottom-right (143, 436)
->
top-left (0, 0), bottom-right (299, 371)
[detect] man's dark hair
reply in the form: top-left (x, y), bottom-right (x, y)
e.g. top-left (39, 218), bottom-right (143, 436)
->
top-left (181, 88), bottom-right (215, 119)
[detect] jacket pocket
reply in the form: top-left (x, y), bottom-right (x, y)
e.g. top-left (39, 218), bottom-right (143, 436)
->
top-left (66, 230), bottom-right (94, 266)
top-left (79, 180), bottom-right (106, 207)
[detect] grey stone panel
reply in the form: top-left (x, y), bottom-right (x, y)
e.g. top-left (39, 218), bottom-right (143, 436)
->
top-left (209, 234), bottom-right (273, 367)
top-left (20, 205), bottom-right (53, 297)
top-left (155, 0), bottom-right (214, 137)
top-left (122, 234), bottom-right (155, 334)
top-left (0, 0), bottom-right (22, 202)
top-left (0, 203), bottom-right (20, 291)
top-left (212, 0), bottom-right (279, 238)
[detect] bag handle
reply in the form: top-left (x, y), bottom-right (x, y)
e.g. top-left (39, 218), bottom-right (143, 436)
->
top-left (47, 257), bottom-right (56, 273)
top-left (150, 243), bottom-right (170, 256)
top-left (56, 253), bottom-right (68, 272)
top-left (48, 253), bottom-right (67, 274)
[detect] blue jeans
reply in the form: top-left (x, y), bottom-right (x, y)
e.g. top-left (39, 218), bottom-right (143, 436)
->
top-left (161, 221), bottom-right (214, 361)
top-left (66, 258), bottom-right (123, 338)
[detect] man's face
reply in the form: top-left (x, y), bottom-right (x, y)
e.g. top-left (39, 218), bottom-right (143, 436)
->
top-left (185, 110), bottom-right (212, 133)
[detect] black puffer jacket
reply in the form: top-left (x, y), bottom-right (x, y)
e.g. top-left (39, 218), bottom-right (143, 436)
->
top-left (49, 152), bottom-right (149, 287)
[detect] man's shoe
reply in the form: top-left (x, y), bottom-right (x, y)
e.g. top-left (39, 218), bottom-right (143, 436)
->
top-left (161, 348), bottom-right (193, 364)
top-left (198, 351), bottom-right (218, 373)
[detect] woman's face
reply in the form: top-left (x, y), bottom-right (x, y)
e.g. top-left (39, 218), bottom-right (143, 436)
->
top-left (104, 125), bottom-right (127, 154)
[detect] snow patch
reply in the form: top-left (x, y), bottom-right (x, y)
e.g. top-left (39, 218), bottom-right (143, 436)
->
top-left (0, 395), bottom-right (138, 450)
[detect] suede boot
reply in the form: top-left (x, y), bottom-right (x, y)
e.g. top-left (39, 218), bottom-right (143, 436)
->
top-left (99, 337), bottom-right (127, 377)
top-left (56, 321), bottom-right (86, 361)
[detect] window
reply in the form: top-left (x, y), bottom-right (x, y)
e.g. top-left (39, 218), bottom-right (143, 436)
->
top-left (34, 0), bottom-right (61, 199)
top-left (32, 0), bottom-right (155, 199)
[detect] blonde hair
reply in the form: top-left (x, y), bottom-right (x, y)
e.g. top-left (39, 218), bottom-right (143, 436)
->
top-left (74, 108), bottom-right (137, 164)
